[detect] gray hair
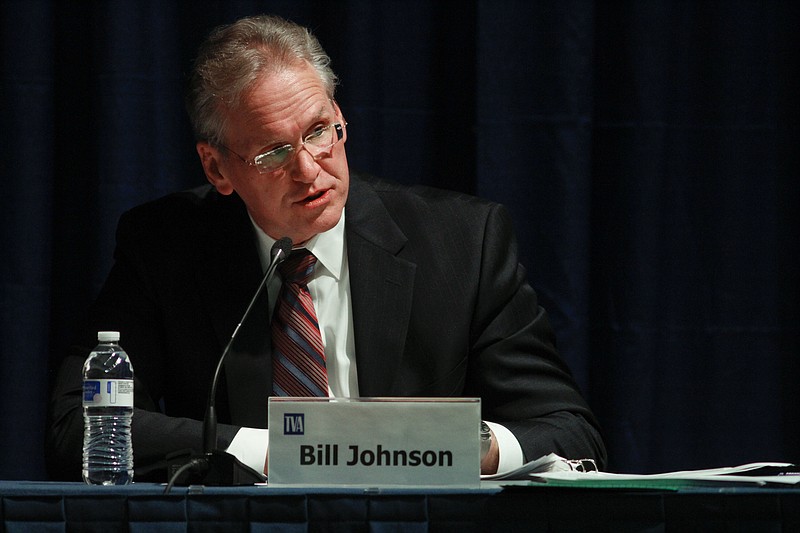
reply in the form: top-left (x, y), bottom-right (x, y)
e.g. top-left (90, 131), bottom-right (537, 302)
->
top-left (186, 15), bottom-right (338, 146)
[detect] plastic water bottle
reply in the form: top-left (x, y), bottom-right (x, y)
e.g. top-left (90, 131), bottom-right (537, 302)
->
top-left (82, 331), bottom-right (134, 485)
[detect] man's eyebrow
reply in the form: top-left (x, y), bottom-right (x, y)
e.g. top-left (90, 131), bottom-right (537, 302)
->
top-left (311, 103), bottom-right (333, 122)
top-left (297, 105), bottom-right (334, 134)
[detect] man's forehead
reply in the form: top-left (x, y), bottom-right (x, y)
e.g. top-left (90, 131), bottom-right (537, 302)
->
top-left (229, 70), bottom-right (333, 144)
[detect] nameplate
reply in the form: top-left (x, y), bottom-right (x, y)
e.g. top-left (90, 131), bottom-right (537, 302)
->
top-left (267, 397), bottom-right (481, 487)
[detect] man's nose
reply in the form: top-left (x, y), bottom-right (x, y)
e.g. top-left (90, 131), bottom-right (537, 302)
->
top-left (290, 146), bottom-right (320, 182)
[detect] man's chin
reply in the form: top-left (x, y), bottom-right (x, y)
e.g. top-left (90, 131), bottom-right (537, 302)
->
top-left (290, 207), bottom-right (344, 244)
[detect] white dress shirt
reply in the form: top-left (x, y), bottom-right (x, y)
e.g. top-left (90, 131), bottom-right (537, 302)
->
top-left (226, 210), bottom-right (523, 474)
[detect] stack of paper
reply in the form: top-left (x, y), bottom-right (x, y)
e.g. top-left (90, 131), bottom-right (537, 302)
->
top-left (482, 454), bottom-right (799, 489)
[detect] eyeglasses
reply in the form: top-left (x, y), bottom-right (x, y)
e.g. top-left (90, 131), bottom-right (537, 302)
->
top-left (220, 122), bottom-right (346, 174)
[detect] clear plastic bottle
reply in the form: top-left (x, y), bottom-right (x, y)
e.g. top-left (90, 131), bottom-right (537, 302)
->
top-left (82, 331), bottom-right (134, 485)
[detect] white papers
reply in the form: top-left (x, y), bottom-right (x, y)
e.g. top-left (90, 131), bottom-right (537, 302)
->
top-left (482, 454), bottom-right (800, 488)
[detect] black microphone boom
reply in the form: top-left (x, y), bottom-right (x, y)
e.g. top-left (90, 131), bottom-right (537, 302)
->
top-left (168, 236), bottom-right (292, 488)
top-left (203, 236), bottom-right (293, 455)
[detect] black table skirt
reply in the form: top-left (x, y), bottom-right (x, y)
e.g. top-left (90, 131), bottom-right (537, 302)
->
top-left (2, 481), bottom-right (799, 532)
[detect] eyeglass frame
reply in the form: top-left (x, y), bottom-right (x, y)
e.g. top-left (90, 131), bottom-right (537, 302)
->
top-left (217, 121), bottom-right (347, 174)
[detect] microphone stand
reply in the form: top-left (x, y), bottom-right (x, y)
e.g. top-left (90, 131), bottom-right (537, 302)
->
top-left (164, 237), bottom-right (292, 491)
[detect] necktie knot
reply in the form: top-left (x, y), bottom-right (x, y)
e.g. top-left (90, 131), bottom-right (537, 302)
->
top-left (278, 249), bottom-right (317, 285)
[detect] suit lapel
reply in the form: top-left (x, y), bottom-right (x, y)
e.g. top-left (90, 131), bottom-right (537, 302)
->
top-left (345, 177), bottom-right (416, 396)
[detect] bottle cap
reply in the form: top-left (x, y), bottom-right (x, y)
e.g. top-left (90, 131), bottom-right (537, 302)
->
top-left (97, 331), bottom-right (120, 342)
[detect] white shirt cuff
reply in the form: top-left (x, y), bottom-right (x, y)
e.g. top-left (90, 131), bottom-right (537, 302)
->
top-left (485, 421), bottom-right (524, 473)
top-left (226, 427), bottom-right (270, 474)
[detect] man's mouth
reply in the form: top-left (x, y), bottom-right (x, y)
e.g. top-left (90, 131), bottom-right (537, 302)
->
top-left (304, 191), bottom-right (325, 202)
top-left (298, 189), bottom-right (330, 207)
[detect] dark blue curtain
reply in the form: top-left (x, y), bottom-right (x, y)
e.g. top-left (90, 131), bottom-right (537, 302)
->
top-left (1, 0), bottom-right (797, 480)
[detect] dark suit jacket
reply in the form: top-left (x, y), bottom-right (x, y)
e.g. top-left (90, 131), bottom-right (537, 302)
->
top-left (47, 174), bottom-right (605, 480)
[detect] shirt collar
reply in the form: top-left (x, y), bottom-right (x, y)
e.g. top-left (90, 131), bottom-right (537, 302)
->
top-left (250, 210), bottom-right (346, 281)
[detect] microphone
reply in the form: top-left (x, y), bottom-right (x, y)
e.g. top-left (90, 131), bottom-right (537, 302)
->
top-left (166, 237), bottom-right (292, 489)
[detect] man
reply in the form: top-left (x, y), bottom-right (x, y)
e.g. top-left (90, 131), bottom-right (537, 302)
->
top-left (47, 14), bottom-right (605, 481)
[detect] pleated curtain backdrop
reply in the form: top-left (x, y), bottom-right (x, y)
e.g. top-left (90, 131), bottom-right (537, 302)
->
top-left (1, 0), bottom-right (797, 480)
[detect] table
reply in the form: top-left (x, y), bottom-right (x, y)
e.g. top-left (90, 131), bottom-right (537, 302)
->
top-left (2, 481), bottom-right (799, 531)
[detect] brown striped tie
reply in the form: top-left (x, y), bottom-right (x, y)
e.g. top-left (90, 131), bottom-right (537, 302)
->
top-left (271, 249), bottom-right (328, 397)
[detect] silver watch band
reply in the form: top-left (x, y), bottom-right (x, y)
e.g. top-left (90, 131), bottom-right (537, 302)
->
top-left (480, 421), bottom-right (492, 460)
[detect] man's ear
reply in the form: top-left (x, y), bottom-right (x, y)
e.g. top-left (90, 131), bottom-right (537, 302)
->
top-left (197, 141), bottom-right (234, 195)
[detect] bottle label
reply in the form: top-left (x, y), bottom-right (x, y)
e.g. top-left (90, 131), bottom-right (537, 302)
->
top-left (83, 379), bottom-right (134, 407)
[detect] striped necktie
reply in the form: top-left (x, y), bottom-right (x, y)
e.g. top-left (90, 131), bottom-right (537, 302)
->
top-left (271, 249), bottom-right (328, 397)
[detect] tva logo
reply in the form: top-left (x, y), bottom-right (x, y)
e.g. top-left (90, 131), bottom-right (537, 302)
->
top-left (284, 413), bottom-right (305, 435)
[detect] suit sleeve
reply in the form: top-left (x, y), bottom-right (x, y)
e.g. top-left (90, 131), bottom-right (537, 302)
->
top-left (468, 204), bottom-right (607, 467)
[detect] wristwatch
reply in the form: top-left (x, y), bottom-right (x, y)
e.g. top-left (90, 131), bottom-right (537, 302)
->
top-left (480, 421), bottom-right (492, 461)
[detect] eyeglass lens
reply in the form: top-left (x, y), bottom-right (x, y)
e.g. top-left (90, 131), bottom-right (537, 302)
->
top-left (254, 123), bottom-right (343, 173)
